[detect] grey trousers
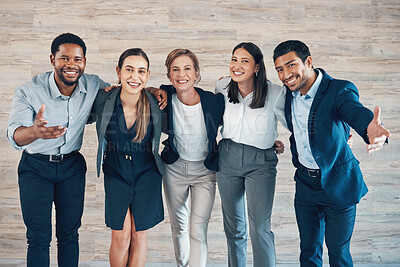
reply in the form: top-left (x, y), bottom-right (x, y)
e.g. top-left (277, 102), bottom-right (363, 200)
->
top-left (217, 139), bottom-right (278, 267)
top-left (163, 158), bottom-right (216, 267)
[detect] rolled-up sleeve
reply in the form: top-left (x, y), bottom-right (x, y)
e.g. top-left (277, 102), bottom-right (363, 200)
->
top-left (6, 87), bottom-right (35, 150)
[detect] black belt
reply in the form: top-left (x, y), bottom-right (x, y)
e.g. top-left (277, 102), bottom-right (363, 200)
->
top-left (299, 164), bottom-right (321, 178)
top-left (25, 151), bottom-right (79, 162)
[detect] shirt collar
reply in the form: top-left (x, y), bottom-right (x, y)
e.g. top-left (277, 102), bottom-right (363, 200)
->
top-left (239, 90), bottom-right (253, 101)
top-left (49, 72), bottom-right (62, 99)
top-left (48, 71), bottom-right (86, 99)
top-left (292, 69), bottom-right (322, 100)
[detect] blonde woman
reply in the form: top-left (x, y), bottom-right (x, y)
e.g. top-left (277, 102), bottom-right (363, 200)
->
top-left (160, 49), bottom-right (224, 267)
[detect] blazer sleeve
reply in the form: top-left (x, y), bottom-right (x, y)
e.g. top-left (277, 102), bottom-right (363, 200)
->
top-left (87, 89), bottom-right (114, 124)
top-left (335, 81), bottom-right (373, 143)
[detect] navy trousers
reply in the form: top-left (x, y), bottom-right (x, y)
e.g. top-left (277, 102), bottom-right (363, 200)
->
top-left (294, 164), bottom-right (356, 267)
top-left (18, 151), bottom-right (86, 267)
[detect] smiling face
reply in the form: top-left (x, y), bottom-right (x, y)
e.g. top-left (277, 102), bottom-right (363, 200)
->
top-left (117, 55), bottom-right (150, 96)
top-left (230, 47), bottom-right (259, 85)
top-left (50, 43), bottom-right (86, 88)
top-left (274, 51), bottom-right (314, 95)
top-left (168, 55), bottom-right (198, 93)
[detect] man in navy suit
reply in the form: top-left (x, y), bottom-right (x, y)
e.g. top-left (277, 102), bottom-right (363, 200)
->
top-left (273, 40), bottom-right (390, 266)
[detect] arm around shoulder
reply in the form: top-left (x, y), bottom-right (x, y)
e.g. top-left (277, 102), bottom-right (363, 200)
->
top-left (215, 77), bottom-right (230, 94)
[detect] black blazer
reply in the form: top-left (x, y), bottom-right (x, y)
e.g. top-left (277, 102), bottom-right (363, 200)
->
top-left (160, 84), bottom-right (225, 171)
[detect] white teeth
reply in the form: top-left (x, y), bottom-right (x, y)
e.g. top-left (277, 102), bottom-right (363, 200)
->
top-left (128, 82), bottom-right (140, 86)
top-left (65, 71), bottom-right (77, 74)
top-left (287, 77), bottom-right (296, 84)
top-left (234, 71), bottom-right (244, 75)
top-left (177, 80), bottom-right (187, 83)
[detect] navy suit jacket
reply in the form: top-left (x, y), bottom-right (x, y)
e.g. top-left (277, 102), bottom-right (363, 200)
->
top-left (160, 84), bottom-right (225, 172)
top-left (285, 69), bottom-right (374, 208)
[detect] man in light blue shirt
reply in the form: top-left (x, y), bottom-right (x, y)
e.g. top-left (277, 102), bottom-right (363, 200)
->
top-left (291, 68), bottom-right (322, 169)
top-left (6, 33), bottom-right (108, 267)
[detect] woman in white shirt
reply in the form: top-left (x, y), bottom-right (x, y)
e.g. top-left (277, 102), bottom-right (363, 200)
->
top-left (160, 49), bottom-right (225, 267)
top-left (215, 42), bottom-right (286, 267)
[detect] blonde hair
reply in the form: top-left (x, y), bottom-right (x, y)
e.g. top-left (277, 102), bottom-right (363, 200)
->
top-left (165, 48), bottom-right (201, 83)
top-left (132, 89), bottom-right (150, 143)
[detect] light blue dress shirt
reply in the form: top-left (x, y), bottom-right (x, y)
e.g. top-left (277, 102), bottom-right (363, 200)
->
top-left (291, 69), bottom-right (322, 169)
top-left (7, 71), bottom-right (108, 155)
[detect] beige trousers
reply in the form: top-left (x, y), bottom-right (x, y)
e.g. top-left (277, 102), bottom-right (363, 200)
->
top-left (163, 158), bottom-right (216, 267)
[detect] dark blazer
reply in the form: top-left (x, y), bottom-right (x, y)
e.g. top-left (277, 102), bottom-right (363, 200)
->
top-left (90, 88), bottom-right (164, 177)
top-left (285, 68), bottom-right (374, 208)
top-left (160, 84), bottom-right (225, 172)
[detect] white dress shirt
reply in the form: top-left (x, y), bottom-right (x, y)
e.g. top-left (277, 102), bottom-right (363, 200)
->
top-left (215, 77), bottom-right (286, 149)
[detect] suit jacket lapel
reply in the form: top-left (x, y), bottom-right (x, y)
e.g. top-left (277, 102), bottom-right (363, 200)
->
top-left (196, 88), bottom-right (212, 140)
top-left (284, 87), bottom-right (294, 132)
top-left (308, 69), bottom-right (331, 135)
top-left (167, 86), bottom-right (176, 136)
top-left (99, 88), bottom-right (119, 141)
top-left (146, 90), bottom-right (161, 153)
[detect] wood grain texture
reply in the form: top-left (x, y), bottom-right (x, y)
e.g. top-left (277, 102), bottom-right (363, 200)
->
top-left (0, 0), bottom-right (399, 264)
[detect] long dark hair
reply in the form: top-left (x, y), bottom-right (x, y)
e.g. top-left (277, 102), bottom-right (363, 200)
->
top-left (227, 42), bottom-right (268, 109)
top-left (117, 48), bottom-right (150, 143)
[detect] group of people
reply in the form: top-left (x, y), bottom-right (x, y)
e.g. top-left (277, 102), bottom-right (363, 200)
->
top-left (6, 32), bottom-right (390, 267)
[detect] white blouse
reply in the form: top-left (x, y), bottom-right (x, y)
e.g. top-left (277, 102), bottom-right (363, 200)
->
top-left (171, 93), bottom-right (209, 161)
top-left (215, 77), bottom-right (286, 149)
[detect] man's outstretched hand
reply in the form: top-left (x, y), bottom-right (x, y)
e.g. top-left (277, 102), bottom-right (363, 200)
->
top-left (13, 104), bottom-right (67, 146)
top-left (32, 104), bottom-right (67, 139)
top-left (366, 107), bottom-right (391, 154)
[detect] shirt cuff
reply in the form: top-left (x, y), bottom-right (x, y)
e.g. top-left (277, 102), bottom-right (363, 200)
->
top-left (6, 124), bottom-right (29, 151)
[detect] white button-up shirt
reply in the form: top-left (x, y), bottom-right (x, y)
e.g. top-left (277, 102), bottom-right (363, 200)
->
top-left (215, 77), bottom-right (286, 149)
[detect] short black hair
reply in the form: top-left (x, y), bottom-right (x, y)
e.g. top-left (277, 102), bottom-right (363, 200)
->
top-left (273, 40), bottom-right (311, 63)
top-left (51, 33), bottom-right (86, 56)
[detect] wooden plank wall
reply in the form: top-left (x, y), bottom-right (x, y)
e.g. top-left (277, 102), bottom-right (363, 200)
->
top-left (0, 0), bottom-right (399, 264)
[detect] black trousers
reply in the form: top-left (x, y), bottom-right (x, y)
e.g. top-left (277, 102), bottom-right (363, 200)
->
top-left (18, 151), bottom-right (86, 267)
